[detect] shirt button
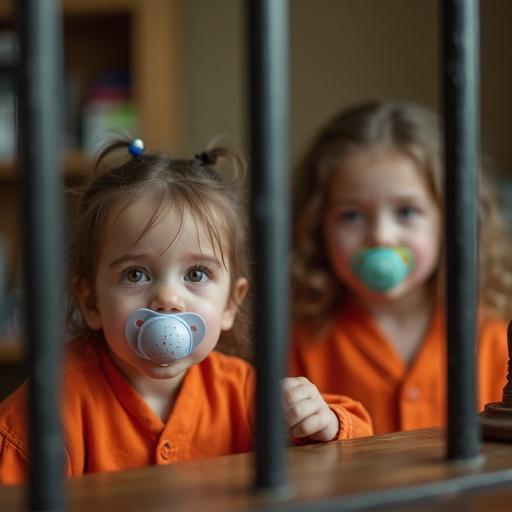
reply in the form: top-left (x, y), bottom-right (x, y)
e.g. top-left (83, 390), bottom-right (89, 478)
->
top-left (406, 387), bottom-right (421, 401)
top-left (160, 441), bottom-right (172, 460)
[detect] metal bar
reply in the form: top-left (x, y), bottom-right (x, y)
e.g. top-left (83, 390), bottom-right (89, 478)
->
top-left (248, 0), bottom-right (290, 490)
top-left (0, 65), bottom-right (17, 80)
top-left (17, 0), bottom-right (65, 508)
top-left (0, 236), bottom-right (5, 315)
top-left (441, 0), bottom-right (480, 460)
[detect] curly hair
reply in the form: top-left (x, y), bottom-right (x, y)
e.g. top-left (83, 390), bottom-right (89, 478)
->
top-left (291, 100), bottom-right (512, 332)
top-left (66, 138), bottom-right (252, 359)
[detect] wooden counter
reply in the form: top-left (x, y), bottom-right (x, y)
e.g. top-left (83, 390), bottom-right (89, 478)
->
top-left (2, 428), bottom-right (512, 511)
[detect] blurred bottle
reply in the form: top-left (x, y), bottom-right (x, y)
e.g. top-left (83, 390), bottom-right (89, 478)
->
top-left (82, 71), bottom-right (138, 156)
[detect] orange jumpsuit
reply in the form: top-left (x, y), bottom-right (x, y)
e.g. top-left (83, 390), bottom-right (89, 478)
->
top-left (0, 336), bottom-right (372, 485)
top-left (290, 302), bottom-right (508, 434)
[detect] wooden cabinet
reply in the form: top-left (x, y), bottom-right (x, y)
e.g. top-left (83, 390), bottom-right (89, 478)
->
top-left (0, 0), bottom-right (183, 366)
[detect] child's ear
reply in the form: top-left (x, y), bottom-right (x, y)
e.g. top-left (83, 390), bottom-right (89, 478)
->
top-left (74, 278), bottom-right (102, 330)
top-left (221, 277), bottom-right (249, 331)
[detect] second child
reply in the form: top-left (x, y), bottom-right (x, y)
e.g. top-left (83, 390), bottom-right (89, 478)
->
top-left (289, 101), bottom-right (511, 434)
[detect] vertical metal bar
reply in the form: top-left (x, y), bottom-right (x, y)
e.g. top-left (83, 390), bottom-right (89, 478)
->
top-left (0, 236), bottom-right (5, 312)
top-left (441, 0), bottom-right (480, 461)
top-left (248, 0), bottom-right (290, 490)
top-left (17, 0), bottom-right (65, 508)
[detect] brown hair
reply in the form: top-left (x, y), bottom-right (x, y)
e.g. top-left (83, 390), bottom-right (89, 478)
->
top-left (291, 100), bottom-right (512, 331)
top-left (66, 138), bottom-right (251, 358)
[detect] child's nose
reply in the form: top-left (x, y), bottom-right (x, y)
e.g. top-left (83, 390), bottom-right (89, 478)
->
top-left (150, 284), bottom-right (185, 313)
top-left (368, 215), bottom-right (396, 246)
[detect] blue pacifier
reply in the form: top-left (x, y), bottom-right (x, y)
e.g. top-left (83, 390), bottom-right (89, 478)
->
top-left (349, 247), bottom-right (415, 292)
top-left (125, 308), bottom-right (206, 366)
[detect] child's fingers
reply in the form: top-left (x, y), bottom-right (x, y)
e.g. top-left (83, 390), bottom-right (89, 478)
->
top-left (280, 377), bottom-right (318, 407)
top-left (283, 396), bottom-right (319, 427)
top-left (281, 377), bottom-right (339, 441)
top-left (288, 408), bottom-right (334, 440)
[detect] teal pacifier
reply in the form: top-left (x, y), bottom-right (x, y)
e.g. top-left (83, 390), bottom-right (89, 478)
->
top-left (350, 247), bottom-right (415, 292)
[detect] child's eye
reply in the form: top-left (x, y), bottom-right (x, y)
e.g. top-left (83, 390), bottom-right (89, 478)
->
top-left (123, 268), bottom-right (150, 283)
top-left (397, 206), bottom-right (420, 219)
top-left (185, 267), bottom-right (209, 283)
top-left (338, 210), bottom-right (363, 222)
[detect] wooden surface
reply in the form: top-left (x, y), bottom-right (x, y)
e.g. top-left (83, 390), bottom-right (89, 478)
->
top-left (2, 428), bottom-right (512, 511)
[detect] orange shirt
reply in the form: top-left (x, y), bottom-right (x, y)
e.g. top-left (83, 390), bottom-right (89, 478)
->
top-left (290, 303), bottom-right (508, 434)
top-left (0, 336), bottom-right (372, 485)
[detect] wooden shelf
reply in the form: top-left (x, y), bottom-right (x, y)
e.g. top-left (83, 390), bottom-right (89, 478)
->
top-left (0, 0), bottom-right (139, 19)
top-left (0, 150), bottom-right (91, 181)
top-left (0, 0), bottom-right (180, 163)
top-left (0, 0), bottom-right (181, 368)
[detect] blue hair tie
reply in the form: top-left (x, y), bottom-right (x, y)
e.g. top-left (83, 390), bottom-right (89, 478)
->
top-left (128, 138), bottom-right (144, 157)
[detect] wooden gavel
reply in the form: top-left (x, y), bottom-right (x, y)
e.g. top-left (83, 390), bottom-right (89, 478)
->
top-left (480, 320), bottom-right (512, 441)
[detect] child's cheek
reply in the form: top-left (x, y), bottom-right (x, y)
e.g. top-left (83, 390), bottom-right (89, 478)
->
top-left (324, 230), bottom-right (355, 267)
top-left (409, 240), bottom-right (440, 280)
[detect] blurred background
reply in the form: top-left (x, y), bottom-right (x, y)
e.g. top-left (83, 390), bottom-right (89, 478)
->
top-left (0, 0), bottom-right (511, 393)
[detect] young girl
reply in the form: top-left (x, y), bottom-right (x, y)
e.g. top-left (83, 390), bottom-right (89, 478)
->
top-left (289, 101), bottom-right (512, 434)
top-left (0, 139), bottom-right (371, 484)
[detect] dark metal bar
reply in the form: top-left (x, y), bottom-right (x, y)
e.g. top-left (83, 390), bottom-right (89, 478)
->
top-left (441, 0), bottom-right (480, 460)
top-left (248, 0), bottom-right (290, 490)
top-left (17, 0), bottom-right (65, 508)
top-left (0, 65), bottom-right (17, 80)
top-left (0, 236), bottom-right (5, 314)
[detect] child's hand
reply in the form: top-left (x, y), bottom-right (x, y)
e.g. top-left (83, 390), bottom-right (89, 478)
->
top-left (281, 377), bottom-right (339, 442)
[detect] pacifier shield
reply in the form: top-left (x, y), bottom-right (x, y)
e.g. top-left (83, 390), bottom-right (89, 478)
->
top-left (125, 308), bottom-right (206, 365)
top-left (350, 247), bottom-right (414, 292)
top-left (138, 316), bottom-right (193, 362)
